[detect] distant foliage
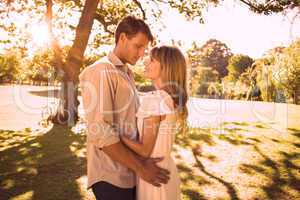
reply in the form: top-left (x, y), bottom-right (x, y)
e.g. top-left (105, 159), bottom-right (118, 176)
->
top-left (188, 39), bottom-right (233, 78)
top-left (225, 54), bottom-right (254, 82)
top-left (189, 38), bottom-right (300, 104)
top-left (272, 39), bottom-right (300, 104)
top-left (0, 52), bottom-right (19, 83)
top-left (191, 66), bottom-right (220, 96)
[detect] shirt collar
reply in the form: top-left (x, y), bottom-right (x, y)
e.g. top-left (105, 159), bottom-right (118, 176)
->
top-left (108, 51), bottom-right (125, 66)
top-left (108, 51), bottom-right (129, 73)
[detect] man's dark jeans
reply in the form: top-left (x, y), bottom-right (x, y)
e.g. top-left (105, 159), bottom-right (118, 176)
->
top-left (91, 181), bottom-right (136, 200)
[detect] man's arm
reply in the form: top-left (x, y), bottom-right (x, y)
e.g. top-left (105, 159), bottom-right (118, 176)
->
top-left (121, 115), bottom-right (161, 158)
top-left (102, 141), bottom-right (169, 187)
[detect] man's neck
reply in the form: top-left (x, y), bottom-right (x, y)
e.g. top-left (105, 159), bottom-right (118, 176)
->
top-left (113, 47), bottom-right (126, 64)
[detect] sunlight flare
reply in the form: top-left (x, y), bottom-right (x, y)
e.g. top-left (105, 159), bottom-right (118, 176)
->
top-left (30, 23), bottom-right (50, 46)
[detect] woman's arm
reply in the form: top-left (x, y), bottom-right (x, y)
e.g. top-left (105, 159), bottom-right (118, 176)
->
top-left (121, 115), bottom-right (163, 157)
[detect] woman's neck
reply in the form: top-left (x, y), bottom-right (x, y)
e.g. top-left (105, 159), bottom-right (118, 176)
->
top-left (153, 78), bottom-right (163, 90)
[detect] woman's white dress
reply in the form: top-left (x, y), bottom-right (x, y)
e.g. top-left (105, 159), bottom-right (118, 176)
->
top-left (136, 90), bottom-right (181, 200)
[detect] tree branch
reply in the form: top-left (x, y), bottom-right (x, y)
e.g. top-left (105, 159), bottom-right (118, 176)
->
top-left (45, 0), bottom-right (66, 74)
top-left (239, 0), bottom-right (261, 12)
top-left (66, 0), bottom-right (100, 79)
top-left (70, 0), bottom-right (111, 31)
top-left (133, 0), bottom-right (146, 19)
top-left (154, 0), bottom-right (168, 4)
top-left (94, 12), bottom-right (114, 35)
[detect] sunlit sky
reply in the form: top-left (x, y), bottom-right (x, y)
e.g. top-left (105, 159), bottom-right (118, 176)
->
top-left (156, 0), bottom-right (300, 58)
top-left (1, 0), bottom-right (300, 59)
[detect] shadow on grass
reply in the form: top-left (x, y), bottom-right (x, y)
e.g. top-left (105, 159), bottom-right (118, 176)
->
top-left (255, 124), bottom-right (266, 129)
top-left (28, 89), bottom-right (61, 98)
top-left (176, 128), bottom-right (242, 200)
top-left (176, 121), bottom-right (300, 199)
top-left (218, 133), bottom-right (252, 146)
top-left (182, 189), bottom-right (206, 200)
top-left (175, 128), bottom-right (216, 149)
top-left (222, 121), bottom-right (268, 130)
top-left (192, 148), bottom-right (240, 200)
top-left (222, 122), bottom-right (249, 126)
top-left (0, 125), bottom-right (86, 200)
top-left (293, 143), bottom-right (300, 148)
top-left (220, 123), bottom-right (300, 199)
top-left (177, 163), bottom-right (211, 186)
top-left (217, 127), bottom-right (254, 146)
top-left (291, 132), bottom-right (300, 139)
top-left (177, 162), bottom-right (210, 200)
top-left (28, 89), bottom-right (82, 98)
top-left (238, 145), bottom-right (300, 199)
top-left (288, 128), bottom-right (300, 148)
top-left (288, 128), bottom-right (300, 133)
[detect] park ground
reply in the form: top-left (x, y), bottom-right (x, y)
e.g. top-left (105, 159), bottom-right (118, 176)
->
top-left (0, 85), bottom-right (299, 200)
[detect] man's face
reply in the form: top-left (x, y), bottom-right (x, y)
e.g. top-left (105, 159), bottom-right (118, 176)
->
top-left (120, 32), bottom-right (149, 65)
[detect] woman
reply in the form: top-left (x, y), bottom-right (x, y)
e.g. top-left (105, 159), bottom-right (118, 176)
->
top-left (121, 46), bottom-right (188, 200)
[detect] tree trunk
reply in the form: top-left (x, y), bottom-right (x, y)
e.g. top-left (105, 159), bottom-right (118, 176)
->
top-left (51, 75), bottom-right (79, 126)
top-left (47, 0), bottom-right (100, 126)
top-left (294, 88), bottom-right (300, 105)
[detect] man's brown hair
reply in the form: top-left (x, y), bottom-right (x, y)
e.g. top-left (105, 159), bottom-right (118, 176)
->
top-left (115, 16), bottom-right (154, 44)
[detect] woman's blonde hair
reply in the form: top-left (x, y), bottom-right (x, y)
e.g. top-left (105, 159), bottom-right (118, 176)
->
top-left (150, 46), bottom-right (188, 133)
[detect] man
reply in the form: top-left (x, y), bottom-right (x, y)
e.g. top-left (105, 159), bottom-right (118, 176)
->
top-left (79, 16), bottom-right (170, 200)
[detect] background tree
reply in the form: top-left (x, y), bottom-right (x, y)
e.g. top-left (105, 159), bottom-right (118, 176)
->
top-left (273, 39), bottom-right (300, 104)
top-left (191, 66), bottom-right (220, 96)
top-left (188, 39), bottom-right (233, 77)
top-left (1, 0), bottom-right (101, 125)
top-left (207, 82), bottom-right (223, 98)
top-left (225, 54), bottom-right (254, 82)
top-left (254, 56), bottom-right (277, 102)
top-left (250, 41), bottom-right (300, 104)
top-left (238, 0), bottom-right (300, 14)
top-left (25, 49), bottom-right (57, 85)
top-left (0, 51), bottom-right (19, 83)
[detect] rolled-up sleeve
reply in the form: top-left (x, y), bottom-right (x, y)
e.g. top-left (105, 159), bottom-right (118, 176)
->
top-left (79, 64), bottom-right (120, 148)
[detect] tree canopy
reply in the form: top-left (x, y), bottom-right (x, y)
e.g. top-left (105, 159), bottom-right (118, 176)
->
top-left (226, 54), bottom-right (254, 82)
top-left (188, 39), bottom-right (233, 77)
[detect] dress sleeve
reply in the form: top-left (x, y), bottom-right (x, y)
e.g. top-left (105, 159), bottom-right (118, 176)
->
top-left (136, 91), bottom-right (174, 119)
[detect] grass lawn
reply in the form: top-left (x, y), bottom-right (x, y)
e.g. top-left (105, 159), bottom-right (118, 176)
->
top-left (0, 121), bottom-right (299, 199)
top-left (174, 122), bottom-right (300, 200)
top-left (0, 125), bottom-right (94, 200)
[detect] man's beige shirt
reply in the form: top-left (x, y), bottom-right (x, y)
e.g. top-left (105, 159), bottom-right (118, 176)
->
top-left (79, 51), bottom-right (139, 189)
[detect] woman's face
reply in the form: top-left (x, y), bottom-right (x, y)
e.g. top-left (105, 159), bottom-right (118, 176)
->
top-left (143, 56), bottom-right (161, 80)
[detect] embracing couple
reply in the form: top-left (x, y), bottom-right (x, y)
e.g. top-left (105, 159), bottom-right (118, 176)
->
top-left (79, 15), bottom-right (188, 200)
